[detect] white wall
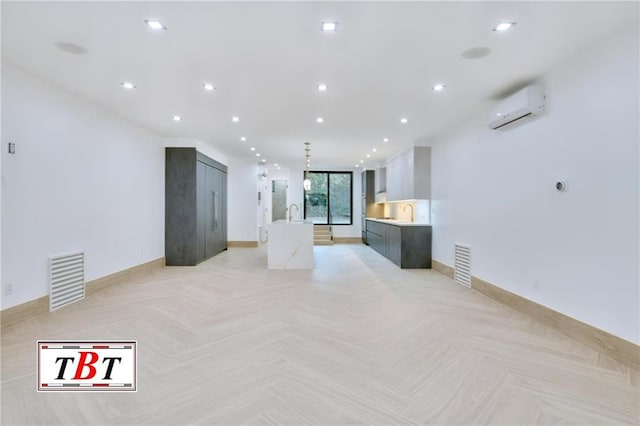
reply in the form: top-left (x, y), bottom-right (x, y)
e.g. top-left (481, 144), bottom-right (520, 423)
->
top-left (287, 168), bottom-right (305, 220)
top-left (430, 26), bottom-right (639, 343)
top-left (227, 158), bottom-right (259, 242)
top-left (1, 64), bottom-right (165, 310)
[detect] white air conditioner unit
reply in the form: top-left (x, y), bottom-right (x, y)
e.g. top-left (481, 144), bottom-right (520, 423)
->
top-left (487, 85), bottom-right (546, 129)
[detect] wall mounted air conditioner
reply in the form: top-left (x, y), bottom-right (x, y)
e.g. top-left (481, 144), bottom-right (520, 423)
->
top-left (487, 85), bottom-right (546, 130)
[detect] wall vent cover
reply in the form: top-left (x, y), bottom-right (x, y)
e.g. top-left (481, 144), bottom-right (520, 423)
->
top-left (454, 244), bottom-right (471, 288)
top-left (49, 252), bottom-right (85, 311)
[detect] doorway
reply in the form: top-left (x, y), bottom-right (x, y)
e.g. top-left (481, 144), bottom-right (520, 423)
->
top-left (271, 180), bottom-right (287, 221)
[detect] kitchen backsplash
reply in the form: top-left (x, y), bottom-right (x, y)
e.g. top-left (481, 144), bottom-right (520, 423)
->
top-left (383, 200), bottom-right (430, 223)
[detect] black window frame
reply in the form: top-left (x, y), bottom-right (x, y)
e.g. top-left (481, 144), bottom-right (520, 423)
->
top-left (303, 171), bottom-right (354, 225)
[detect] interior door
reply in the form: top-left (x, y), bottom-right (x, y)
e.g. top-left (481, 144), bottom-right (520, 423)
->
top-left (272, 180), bottom-right (287, 221)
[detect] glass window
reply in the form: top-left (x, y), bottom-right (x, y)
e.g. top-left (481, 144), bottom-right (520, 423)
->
top-left (304, 172), bottom-right (352, 225)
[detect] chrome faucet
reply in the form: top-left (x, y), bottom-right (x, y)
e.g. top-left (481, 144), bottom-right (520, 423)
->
top-left (403, 203), bottom-right (414, 223)
top-left (288, 204), bottom-right (299, 222)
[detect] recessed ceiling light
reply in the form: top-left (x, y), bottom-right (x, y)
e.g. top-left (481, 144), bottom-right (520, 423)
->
top-left (359, 160), bottom-right (364, 163)
top-left (145, 20), bottom-right (166, 31)
top-left (240, 137), bottom-right (246, 141)
top-left (433, 84), bottom-right (446, 92)
top-left (250, 147), bottom-right (256, 151)
top-left (383, 138), bottom-right (389, 143)
top-left (317, 83), bottom-right (328, 92)
top-left (372, 148), bottom-right (377, 152)
top-left (256, 153), bottom-right (261, 157)
top-left (321, 21), bottom-right (338, 32)
top-left (203, 83), bottom-right (215, 91)
top-left (232, 116), bottom-right (239, 122)
top-left (366, 154), bottom-right (370, 158)
top-left (121, 82), bottom-right (136, 90)
top-left (316, 117), bottom-right (324, 123)
top-left (400, 118), bottom-right (408, 124)
top-left (172, 115), bottom-right (182, 121)
top-left (262, 159), bottom-right (266, 162)
top-left (493, 22), bottom-right (516, 32)
top-left (274, 163), bottom-right (279, 167)
top-left (355, 164), bottom-right (360, 168)
top-left (277, 166), bottom-right (281, 170)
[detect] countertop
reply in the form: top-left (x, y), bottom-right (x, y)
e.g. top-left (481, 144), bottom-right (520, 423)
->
top-left (366, 218), bottom-right (431, 227)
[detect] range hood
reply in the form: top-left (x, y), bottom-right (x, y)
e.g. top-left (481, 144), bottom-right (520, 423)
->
top-left (375, 192), bottom-right (387, 204)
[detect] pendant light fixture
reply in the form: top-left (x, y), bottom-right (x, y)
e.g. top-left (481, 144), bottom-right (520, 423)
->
top-left (303, 142), bottom-right (311, 191)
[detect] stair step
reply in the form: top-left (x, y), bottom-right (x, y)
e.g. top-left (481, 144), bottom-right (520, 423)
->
top-left (313, 224), bottom-right (333, 245)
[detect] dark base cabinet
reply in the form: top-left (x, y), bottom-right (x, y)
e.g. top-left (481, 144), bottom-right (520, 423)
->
top-left (166, 148), bottom-right (227, 266)
top-left (366, 220), bottom-right (431, 269)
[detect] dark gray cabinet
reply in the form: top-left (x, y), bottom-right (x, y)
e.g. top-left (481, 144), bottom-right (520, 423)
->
top-left (367, 231), bottom-right (384, 255)
top-left (166, 148), bottom-right (227, 266)
top-left (386, 225), bottom-right (402, 265)
top-left (366, 220), bottom-right (431, 269)
top-left (366, 220), bottom-right (389, 258)
top-left (361, 170), bottom-right (382, 244)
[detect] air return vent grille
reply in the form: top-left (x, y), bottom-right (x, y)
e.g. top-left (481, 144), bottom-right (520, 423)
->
top-left (454, 244), bottom-right (471, 288)
top-left (49, 252), bottom-right (85, 311)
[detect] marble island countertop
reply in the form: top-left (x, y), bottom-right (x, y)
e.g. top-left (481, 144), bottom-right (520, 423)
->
top-left (268, 220), bottom-right (314, 269)
top-left (366, 218), bottom-right (431, 226)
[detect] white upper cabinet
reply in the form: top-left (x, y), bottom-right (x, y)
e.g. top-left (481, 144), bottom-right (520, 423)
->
top-left (385, 147), bottom-right (430, 201)
top-left (375, 166), bottom-right (387, 194)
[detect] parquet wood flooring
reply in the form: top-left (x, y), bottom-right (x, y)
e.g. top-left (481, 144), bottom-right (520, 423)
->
top-left (1, 244), bottom-right (638, 425)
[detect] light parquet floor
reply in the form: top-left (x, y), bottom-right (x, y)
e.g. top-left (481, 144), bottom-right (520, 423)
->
top-left (1, 244), bottom-right (638, 425)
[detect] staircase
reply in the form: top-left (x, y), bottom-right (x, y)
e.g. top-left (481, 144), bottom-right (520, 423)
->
top-left (313, 225), bottom-right (333, 245)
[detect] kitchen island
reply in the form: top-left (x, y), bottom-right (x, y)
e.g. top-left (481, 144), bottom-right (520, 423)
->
top-left (268, 220), bottom-right (314, 269)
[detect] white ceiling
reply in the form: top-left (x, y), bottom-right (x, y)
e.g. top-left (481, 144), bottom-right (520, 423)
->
top-left (2, 1), bottom-right (638, 169)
